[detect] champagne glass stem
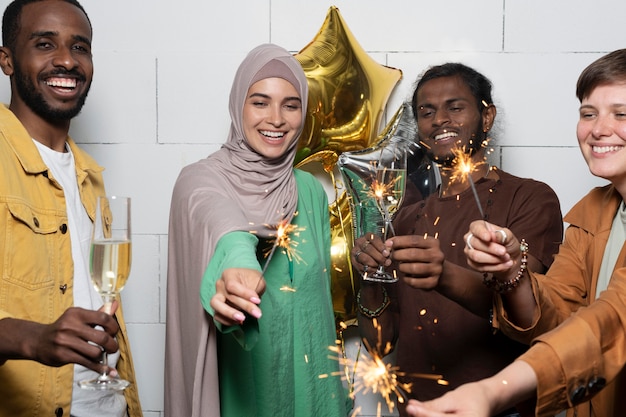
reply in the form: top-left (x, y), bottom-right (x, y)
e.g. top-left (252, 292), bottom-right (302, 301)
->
top-left (98, 294), bottom-right (113, 381)
top-left (373, 214), bottom-right (391, 276)
top-left (97, 352), bottom-right (110, 382)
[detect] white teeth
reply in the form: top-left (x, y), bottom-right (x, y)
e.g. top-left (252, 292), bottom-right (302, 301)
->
top-left (46, 78), bottom-right (76, 88)
top-left (434, 131), bottom-right (457, 141)
top-left (260, 130), bottom-right (284, 138)
top-left (593, 145), bottom-right (623, 154)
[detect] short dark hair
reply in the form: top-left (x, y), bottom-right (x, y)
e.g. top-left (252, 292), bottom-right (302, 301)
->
top-left (411, 63), bottom-right (494, 121)
top-left (2, 0), bottom-right (91, 52)
top-left (576, 49), bottom-right (626, 101)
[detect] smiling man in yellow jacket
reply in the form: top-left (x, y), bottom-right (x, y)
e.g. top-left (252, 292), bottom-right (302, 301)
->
top-left (0, 1), bottom-right (141, 416)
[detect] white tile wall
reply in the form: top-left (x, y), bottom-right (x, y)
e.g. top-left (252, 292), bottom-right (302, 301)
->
top-left (504, 0), bottom-right (626, 52)
top-left (0, 0), bottom-right (618, 414)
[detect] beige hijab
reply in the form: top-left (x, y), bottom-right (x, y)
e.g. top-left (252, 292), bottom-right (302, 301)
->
top-left (164, 44), bottom-right (308, 417)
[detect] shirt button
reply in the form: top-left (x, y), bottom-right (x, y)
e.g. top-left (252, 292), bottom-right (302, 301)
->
top-left (570, 385), bottom-right (587, 404)
top-left (588, 376), bottom-right (606, 394)
top-left (33, 217), bottom-right (40, 228)
top-left (55, 407), bottom-right (63, 416)
top-left (59, 224), bottom-right (68, 234)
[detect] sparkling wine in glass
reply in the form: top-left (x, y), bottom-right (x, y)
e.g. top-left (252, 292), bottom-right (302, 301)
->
top-left (79, 196), bottom-right (132, 391)
top-left (366, 147), bottom-right (407, 283)
top-left (376, 167), bottom-right (406, 225)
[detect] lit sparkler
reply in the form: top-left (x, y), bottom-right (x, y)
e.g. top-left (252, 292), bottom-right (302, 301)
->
top-left (321, 319), bottom-right (446, 416)
top-left (251, 214), bottom-right (306, 291)
top-left (261, 216), bottom-right (305, 265)
top-left (449, 146), bottom-right (487, 219)
top-left (367, 170), bottom-right (403, 206)
top-left (367, 169), bottom-right (402, 237)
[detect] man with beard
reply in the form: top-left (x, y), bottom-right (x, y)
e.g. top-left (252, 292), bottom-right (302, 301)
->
top-left (352, 63), bottom-right (563, 417)
top-left (0, 1), bottom-right (142, 416)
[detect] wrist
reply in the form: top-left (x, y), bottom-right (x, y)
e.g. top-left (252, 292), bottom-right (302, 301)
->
top-left (483, 239), bottom-right (529, 293)
top-left (486, 360), bottom-right (537, 413)
top-left (357, 285), bottom-right (390, 318)
top-left (0, 317), bottom-right (36, 361)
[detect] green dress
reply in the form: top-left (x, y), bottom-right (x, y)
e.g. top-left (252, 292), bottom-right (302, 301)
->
top-left (200, 169), bottom-right (348, 417)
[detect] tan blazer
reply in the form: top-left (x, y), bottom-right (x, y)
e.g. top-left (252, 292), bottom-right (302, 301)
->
top-left (495, 185), bottom-right (626, 417)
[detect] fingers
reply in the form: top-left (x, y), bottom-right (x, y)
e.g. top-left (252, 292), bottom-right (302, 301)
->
top-left (495, 229), bottom-right (507, 244)
top-left (464, 226), bottom-right (515, 274)
top-left (352, 234), bottom-right (391, 273)
top-left (28, 308), bottom-right (120, 372)
top-left (211, 268), bottom-right (263, 326)
top-left (390, 234), bottom-right (437, 253)
top-left (465, 221), bottom-right (513, 257)
top-left (210, 293), bottom-right (247, 326)
top-left (471, 220), bottom-right (517, 246)
top-left (404, 400), bottom-right (446, 417)
top-left (389, 236), bottom-right (444, 288)
top-left (465, 233), bottom-right (475, 250)
top-left (89, 309), bottom-right (120, 336)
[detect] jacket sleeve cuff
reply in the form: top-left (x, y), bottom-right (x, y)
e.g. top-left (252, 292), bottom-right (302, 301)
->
top-left (520, 316), bottom-right (602, 415)
top-left (491, 272), bottom-right (542, 343)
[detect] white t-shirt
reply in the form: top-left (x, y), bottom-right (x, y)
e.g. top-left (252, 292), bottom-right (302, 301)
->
top-left (34, 140), bottom-right (126, 417)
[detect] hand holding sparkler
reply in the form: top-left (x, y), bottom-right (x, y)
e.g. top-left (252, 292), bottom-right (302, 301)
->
top-left (210, 268), bottom-right (264, 326)
top-left (211, 216), bottom-right (306, 326)
top-left (464, 220), bottom-right (526, 279)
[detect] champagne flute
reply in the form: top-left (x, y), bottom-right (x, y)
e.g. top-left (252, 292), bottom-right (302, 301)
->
top-left (79, 196), bottom-right (132, 390)
top-left (366, 147), bottom-right (407, 283)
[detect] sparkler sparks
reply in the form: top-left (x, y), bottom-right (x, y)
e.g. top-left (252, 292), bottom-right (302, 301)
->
top-left (448, 146), bottom-right (487, 219)
top-left (251, 214), bottom-right (306, 291)
top-left (321, 319), bottom-right (446, 416)
top-left (367, 173), bottom-right (401, 209)
top-left (262, 216), bottom-right (305, 265)
top-left (448, 146), bottom-right (485, 185)
top-left (366, 167), bottom-right (404, 240)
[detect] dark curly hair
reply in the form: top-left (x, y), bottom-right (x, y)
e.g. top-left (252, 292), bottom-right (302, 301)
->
top-left (411, 62), bottom-right (494, 121)
top-left (2, 0), bottom-right (91, 52)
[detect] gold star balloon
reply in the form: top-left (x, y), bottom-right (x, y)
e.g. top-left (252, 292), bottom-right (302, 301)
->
top-left (294, 6), bottom-right (403, 166)
top-left (293, 6), bottom-right (403, 327)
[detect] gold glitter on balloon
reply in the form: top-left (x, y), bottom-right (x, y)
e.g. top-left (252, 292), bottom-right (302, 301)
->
top-left (295, 6), bottom-right (403, 165)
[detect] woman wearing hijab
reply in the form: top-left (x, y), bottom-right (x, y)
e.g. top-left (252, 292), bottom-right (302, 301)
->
top-left (165, 44), bottom-right (347, 417)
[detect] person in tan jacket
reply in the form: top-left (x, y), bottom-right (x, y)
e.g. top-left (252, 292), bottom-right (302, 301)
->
top-left (405, 48), bottom-right (626, 417)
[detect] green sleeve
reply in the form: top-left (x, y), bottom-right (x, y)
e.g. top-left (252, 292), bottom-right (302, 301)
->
top-left (200, 231), bottom-right (261, 350)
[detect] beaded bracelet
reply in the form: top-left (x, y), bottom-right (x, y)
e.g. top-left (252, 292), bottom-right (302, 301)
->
top-left (483, 239), bottom-right (529, 293)
top-left (356, 286), bottom-right (390, 318)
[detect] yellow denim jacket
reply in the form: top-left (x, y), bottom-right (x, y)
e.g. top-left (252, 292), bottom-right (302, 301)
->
top-left (0, 104), bottom-right (142, 417)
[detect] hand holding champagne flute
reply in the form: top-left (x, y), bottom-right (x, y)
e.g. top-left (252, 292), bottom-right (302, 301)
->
top-left (79, 196), bottom-right (132, 390)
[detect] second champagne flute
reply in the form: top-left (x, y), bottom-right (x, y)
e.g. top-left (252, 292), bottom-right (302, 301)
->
top-left (367, 146), bottom-right (407, 282)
